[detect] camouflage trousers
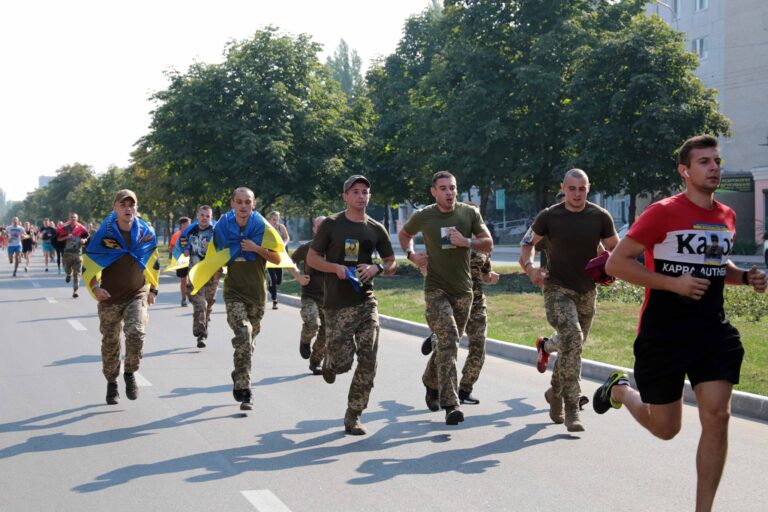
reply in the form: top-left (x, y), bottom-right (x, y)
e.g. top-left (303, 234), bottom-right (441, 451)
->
top-left (543, 283), bottom-right (596, 401)
top-left (98, 294), bottom-right (148, 383)
top-left (63, 253), bottom-right (82, 291)
top-left (300, 297), bottom-right (326, 367)
top-left (324, 298), bottom-right (379, 413)
top-left (226, 300), bottom-right (265, 390)
top-left (187, 276), bottom-right (219, 338)
top-left (459, 292), bottom-right (487, 393)
top-left (423, 288), bottom-right (473, 408)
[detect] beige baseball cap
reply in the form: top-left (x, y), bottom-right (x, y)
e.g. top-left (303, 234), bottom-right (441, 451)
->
top-left (113, 189), bottom-right (138, 204)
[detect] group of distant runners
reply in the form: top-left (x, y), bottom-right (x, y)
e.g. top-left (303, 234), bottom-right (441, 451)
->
top-left (4, 135), bottom-right (765, 511)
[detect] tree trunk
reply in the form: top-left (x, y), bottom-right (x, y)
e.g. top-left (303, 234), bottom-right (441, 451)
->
top-left (628, 186), bottom-right (637, 225)
top-left (383, 204), bottom-right (391, 233)
top-left (482, 185), bottom-right (494, 220)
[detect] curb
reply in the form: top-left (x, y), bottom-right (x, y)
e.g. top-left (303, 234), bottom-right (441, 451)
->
top-left (278, 293), bottom-right (768, 422)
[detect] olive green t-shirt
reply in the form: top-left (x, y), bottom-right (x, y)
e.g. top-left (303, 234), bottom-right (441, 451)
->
top-left (291, 241), bottom-right (324, 303)
top-left (310, 211), bottom-right (394, 310)
top-left (223, 254), bottom-right (268, 305)
top-left (403, 203), bottom-right (487, 296)
top-left (531, 201), bottom-right (616, 293)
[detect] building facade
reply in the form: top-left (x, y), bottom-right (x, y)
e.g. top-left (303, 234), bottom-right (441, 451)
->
top-left (648, 0), bottom-right (768, 243)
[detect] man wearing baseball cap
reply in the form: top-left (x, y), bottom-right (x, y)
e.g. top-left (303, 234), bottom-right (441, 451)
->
top-left (307, 174), bottom-right (396, 435)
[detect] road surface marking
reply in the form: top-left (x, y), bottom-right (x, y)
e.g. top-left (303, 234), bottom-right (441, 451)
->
top-left (67, 319), bottom-right (87, 331)
top-left (46, 297), bottom-right (58, 304)
top-left (119, 364), bottom-right (153, 387)
top-left (241, 490), bottom-right (292, 512)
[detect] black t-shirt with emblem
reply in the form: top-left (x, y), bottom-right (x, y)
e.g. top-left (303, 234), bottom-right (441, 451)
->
top-left (310, 212), bottom-right (394, 310)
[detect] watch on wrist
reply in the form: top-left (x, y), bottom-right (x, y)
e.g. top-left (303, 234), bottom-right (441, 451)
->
top-left (149, 288), bottom-right (159, 295)
top-left (742, 271), bottom-right (749, 285)
top-left (405, 250), bottom-right (413, 261)
top-left (376, 263), bottom-right (385, 274)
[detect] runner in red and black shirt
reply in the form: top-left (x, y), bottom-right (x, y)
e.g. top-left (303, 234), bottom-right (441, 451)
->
top-left (595, 135), bottom-right (766, 512)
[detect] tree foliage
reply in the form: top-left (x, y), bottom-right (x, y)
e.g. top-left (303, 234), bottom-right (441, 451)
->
top-left (139, 27), bottom-right (360, 213)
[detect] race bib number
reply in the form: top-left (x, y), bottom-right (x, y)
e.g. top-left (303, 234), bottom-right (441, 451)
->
top-left (440, 227), bottom-right (456, 250)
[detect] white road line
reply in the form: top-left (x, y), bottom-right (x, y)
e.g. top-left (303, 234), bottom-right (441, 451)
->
top-left (119, 364), bottom-right (153, 387)
top-left (241, 490), bottom-right (292, 512)
top-left (46, 297), bottom-right (58, 304)
top-left (67, 319), bottom-right (87, 331)
top-left (31, 281), bottom-right (41, 288)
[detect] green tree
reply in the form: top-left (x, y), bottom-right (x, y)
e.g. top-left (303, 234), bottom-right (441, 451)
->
top-left (566, 12), bottom-right (731, 222)
top-left (326, 39), bottom-right (364, 98)
top-left (140, 27), bottom-right (357, 212)
top-left (365, 3), bottom-right (447, 213)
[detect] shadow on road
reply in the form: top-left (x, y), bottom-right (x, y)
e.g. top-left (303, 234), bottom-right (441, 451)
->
top-left (46, 347), bottom-right (198, 367)
top-left (70, 398), bottom-right (566, 493)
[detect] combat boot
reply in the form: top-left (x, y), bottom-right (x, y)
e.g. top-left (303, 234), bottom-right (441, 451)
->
top-left (106, 382), bottom-right (120, 405)
top-left (124, 373), bottom-right (138, 400)
top-left (564, 396), bottom-right (585, 432)
top-left (344, 408), bottom-right (366, 435)
top-left (544, 387), bottom-right (564, 424)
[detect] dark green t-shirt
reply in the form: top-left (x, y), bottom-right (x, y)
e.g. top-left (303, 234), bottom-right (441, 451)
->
top-left (310, 212), bottom-right (394, 310)
top-left (291, 241), bottom-right (324, 303)
top-left (403, 203), bottom-right (487, 296)
top-left (531, 201), bottom-right (616, 293)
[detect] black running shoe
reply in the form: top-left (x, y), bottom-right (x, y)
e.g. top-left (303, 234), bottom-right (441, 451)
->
top-left (197, 337), bottom-right (206, 348)
top-left (421, 334), bottom-right (434, 356)
top-left (459, 389), bottom-right (480, 405)
top-left (299, 343), bottom-right (311, 360)
top-left (593, 370), bottom-right (629, 414)
top-left (240, 389), bottom-right (253, 410)
top-left (578, 395), bottom-right (589, 410)
top-left (309, 363), bottom-right (323, 375)
top-left (65, 275), bottom-right (71, 283)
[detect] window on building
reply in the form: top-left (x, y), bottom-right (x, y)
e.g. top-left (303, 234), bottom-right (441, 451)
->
top-left (695, 0), bottom-right (709, 11)
top-left (692, 37), bottom-right (708, 60)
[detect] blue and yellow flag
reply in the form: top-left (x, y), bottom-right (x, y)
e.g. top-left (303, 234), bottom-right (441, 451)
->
top-left (82, 212), bottom-right (160, 300)
top-left (188, 210), bottom-right (293, 294)
top-left (164, 219), bottom-right (217, 272)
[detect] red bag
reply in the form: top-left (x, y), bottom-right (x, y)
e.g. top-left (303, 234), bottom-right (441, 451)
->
top-left (584, 251), bottom-right (615, 285)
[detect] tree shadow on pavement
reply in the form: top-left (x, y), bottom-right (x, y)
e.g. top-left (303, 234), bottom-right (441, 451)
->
top-left (160, 372), bottom-right (312, 399)
top-left (0, 405), bottom-right (230, 461)
top-left (0, 404), bottom-right (116, 434)
top-left (46, 347), bottom-right (197, 367)
top-left (71, 398), bottom-right (567, 493)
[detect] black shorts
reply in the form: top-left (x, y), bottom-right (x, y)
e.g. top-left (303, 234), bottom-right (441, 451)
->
top-left (633, 323), bottom-right (744, 405)
top-left (176, 268), bottom-right (190, 278)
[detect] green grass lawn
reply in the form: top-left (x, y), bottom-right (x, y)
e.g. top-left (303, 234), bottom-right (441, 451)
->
top-left (281, 261), bottom-right (768, 396)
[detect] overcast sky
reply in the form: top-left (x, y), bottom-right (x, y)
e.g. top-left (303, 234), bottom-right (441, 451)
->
top-left (0, 0), bottom-right (429, 201)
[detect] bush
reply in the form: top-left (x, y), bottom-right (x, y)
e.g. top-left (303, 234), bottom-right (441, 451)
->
top-left (596, 279), bottom-right (766, 322)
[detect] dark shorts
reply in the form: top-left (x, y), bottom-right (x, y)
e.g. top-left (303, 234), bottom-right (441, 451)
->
top-left (176, 268), bottom-right (190, 278)
top-left (633, 323), bottom-right (744, 405)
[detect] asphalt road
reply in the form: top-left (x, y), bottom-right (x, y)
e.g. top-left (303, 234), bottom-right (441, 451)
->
top-left (1, 256), bottom-right (767, 512)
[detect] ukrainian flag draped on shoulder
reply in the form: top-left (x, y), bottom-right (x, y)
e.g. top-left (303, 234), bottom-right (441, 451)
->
top-left (82, 212), bottom-right (160, 300)
top-left (188, 210), bottom-right (293, 295)
top-left (164, 219), bottom-right (218, 272)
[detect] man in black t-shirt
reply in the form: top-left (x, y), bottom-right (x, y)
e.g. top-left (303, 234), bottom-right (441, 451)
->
top-left (307, 175), bottom-right (396, 435)
top-left (521, 169), bottom-right (618, 432)
top-left (39, 218), bottom-right (58, 272)
top-left (291, 215), bottom-right (327, 375)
